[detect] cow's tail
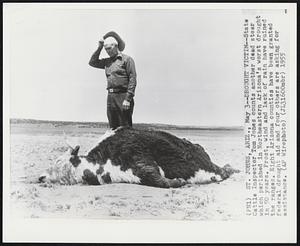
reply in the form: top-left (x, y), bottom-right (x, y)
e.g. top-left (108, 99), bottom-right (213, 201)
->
top-left (220, 164), bottom-right (240, 180)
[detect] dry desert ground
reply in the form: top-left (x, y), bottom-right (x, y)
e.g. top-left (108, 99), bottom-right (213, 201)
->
top-left (9, 121), bottom-right (245, 220)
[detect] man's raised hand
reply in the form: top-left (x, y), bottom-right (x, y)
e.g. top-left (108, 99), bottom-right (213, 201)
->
top-left (99, 38), bottom-right (104, 47)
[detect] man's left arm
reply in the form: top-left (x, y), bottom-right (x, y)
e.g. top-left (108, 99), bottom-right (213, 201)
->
top-left (125, 56), bottom-right (137, 102)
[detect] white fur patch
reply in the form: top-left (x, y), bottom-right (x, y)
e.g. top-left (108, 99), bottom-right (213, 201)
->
top-left (98, 129), bottom-right (116, 142)
top-left (187, 170), bottom-right (222, 184)
top-left (97, 159), bottom-right (140, 184)
top-left (158, 166), bottom-right (165, 177)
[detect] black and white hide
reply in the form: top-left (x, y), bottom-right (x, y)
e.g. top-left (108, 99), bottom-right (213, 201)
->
top-left (39, 127), bottom-right (239, 188)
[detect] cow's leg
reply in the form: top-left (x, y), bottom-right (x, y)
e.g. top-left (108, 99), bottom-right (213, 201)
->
top-left (136, 164), bottom-right (186, 188)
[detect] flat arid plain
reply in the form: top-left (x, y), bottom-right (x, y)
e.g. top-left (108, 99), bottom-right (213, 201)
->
top-left (9, 119), bottom-right (245, 220)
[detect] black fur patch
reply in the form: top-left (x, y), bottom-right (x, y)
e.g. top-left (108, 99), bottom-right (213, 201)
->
top-left (101, 172), bottom-right (112, 184)
top-left (69, 156), bottom-right (81, 167)
top-left (82, 169), bottom-right (100, 185)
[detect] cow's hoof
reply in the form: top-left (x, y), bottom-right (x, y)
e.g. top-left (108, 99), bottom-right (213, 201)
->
top-left (169, 178), bottom-right (187, 188)
top-left (178, 178), bottom-right (187, 186)
top-left (223, 164), bottom-right (240, 175)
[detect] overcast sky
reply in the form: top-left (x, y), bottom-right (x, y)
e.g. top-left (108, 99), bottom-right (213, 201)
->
top-left (6, 4), bottom-right (246, 127)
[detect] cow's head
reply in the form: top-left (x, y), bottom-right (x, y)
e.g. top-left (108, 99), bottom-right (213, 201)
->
top-left (38, 130), bottom-right (116, 185)
top-left (38, 144), bottom-right (93, 185)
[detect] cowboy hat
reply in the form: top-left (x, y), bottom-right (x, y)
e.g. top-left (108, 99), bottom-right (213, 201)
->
top-left (103, 31), bottom-right (125, 51)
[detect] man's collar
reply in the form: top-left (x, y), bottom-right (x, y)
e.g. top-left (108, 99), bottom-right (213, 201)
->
top-left (116, 52), bottom-right (123, 59)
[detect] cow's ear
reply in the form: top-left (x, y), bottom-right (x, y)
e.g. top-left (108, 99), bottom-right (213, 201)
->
top-left (71, 145), bottom-right (80, 156)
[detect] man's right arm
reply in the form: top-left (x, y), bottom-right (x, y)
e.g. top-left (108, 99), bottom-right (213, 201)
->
top-left (89, 41), bottom-right (106, 69)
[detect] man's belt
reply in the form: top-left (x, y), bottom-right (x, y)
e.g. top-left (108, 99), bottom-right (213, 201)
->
top-left (107, 88), bottom-right (127, 93)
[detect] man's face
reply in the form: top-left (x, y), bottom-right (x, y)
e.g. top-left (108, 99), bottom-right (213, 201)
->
top-left (104, 43), bottom-right (118, 58)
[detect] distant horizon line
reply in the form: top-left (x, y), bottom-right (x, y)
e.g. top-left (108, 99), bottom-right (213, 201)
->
top-left (10, 117), bottom-right (244, 130)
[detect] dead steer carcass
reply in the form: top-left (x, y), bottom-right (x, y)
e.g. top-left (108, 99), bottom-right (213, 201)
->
top-left (39, 127), bottom-right (239, 188)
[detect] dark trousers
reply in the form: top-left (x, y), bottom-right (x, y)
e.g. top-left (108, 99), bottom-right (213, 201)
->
top-left (107, 92), bottom-right (134, 130)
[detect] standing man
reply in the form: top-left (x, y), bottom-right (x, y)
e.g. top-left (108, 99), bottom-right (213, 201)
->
top-left (89, 31), bottom-right (137, 130)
